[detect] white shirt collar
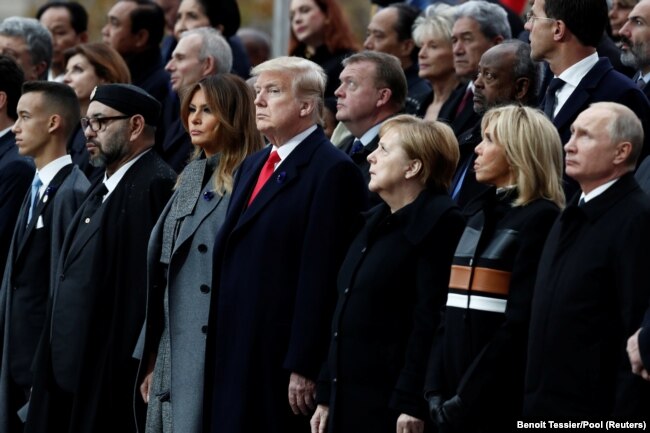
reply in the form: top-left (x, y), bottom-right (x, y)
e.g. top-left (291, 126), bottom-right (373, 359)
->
top-left (102, 150), bottom-right (150, 201)
top-left (273, 124), bottom-right (317, 168)
top-left (553, 52), bottom-right (600, 116)
top-left (35, 155), bottom-right (72, 197)
top-left (0, 126), bottom-right (12, 139)
top-left (580, 177), bottom-right (618, 203)
top-left (358, 122), bottom-right (383, 146)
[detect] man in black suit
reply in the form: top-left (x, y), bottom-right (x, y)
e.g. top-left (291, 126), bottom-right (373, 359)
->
top-left (25, 84), bottom-right (176, 433)
top-left (620, 0), bottom-right (650, 96)
top-left (525, 102), bottom-right (650, 418)
top-left (447, 0), bottom-right (511, 135)
top-left (203, 56), bottom-right (366, 433)
top-left (102, 0), bottom-right (169, 106)
top-left (334, 51), bottom-right (407, 206)
top-left (158, 26), bottom-right (232, 173)
top-left (0, 81), bottom-right (90, 433)
top-left (527, 0), bottom-right (650, 197)
top-left (0, 56), bottom-right (34, 281)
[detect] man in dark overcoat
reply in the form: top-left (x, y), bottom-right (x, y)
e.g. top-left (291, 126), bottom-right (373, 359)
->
top-left (0, 81), bottom-right (89, 433)
top-left (203, 56), bottom-right (367, 433)
top-left (24, 83), bottom-right (176, 433)
top-left (524, 102), bottom-right (650, 419)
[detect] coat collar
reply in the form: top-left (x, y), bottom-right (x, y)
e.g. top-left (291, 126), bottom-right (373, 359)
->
top-left (563, 172), bottom-right (639, 223)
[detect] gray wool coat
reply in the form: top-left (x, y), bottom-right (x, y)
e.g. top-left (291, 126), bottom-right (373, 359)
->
top-left (134, 164), bottom-right (229, 433)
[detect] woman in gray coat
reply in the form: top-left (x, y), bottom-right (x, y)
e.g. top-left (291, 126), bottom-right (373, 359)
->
top-left (136, 74), bottom-right (263, 433)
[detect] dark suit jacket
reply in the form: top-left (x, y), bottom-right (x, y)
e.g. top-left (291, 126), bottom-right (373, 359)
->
top-left (446, 84), bottom-right (481, 137)
top-left (449, 120), bottom-right (490, 210)
top-left (524, 173), bottom-right (650, 418)
top-left (318, 189), bottom-right (464, 433)
top-left (155, 95), bottom-right (193, 174)
top-left (0, 164), bottom-right (89, 432)
top-left (340, 134), bottom-right (381, 207)
top-left (541, 58), bottom-right (650, 196)
top-left (0, 132), bottom-right (34, 279)
top-left (25, 150), bottom-right (175, 433)
top-left (204, 127), bottom-right (367, 433)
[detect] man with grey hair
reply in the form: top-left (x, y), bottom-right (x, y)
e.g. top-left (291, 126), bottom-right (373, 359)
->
top-left (0, 17), bottom-right (52, 81)
top-left (335, 50), bottom-right (408, 206)
top-left (448, 0), bottom-right (511, 135)
top-left (525, 101), bottom-right (650, 418)
top-left (203, 56), bottom-right (366, 433)
top-left (158, 26), bottom-right (233, 173)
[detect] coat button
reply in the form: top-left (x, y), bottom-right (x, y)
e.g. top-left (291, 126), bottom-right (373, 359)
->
top-left (201, 325), bottom-right (208, 334)
top-left (333, 331), bottom-right (339, 339)
top-left (343, 288), bottom-right (349, 295)
top-left (332, 377), bottom-right (337, 383)
top-left (59, 274), bottom-right (65, 281)
top-left (200, 284), bottom-right (210, 293)
top-left (361, 247), bottom-right (366, 253)
top-left (198, 244), bottom-right (208, 253)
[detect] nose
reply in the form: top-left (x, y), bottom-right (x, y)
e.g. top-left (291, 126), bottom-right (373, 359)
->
top-left (334, 83), bottom-right (344, 98)
top-left (564, 136), bottom-right (576, 153)
top-left (101, 23), bottom-right (109, 38)
top-left (190, 111), bottom-right (201, 124)
top-left (367, 148), bottom-right (377, 164)
top-left (254, 91), bottom-right (264, 106)
top-left (475, 140), bottom-right (485, 155)
top-left (418, 45), bottom-right (426, 60)
top-left (164, 59), bottom-right (174, 72)
top-left (453, 40), bottom-right (464, 55)
top-left (474, 72), bottom-right (484, 88)
top-left (363, 35), bottom-right (373, 50)
top-left (620, 20), bottom-right (631, 37)
top-left (11, 119), bottom-right (19, 134)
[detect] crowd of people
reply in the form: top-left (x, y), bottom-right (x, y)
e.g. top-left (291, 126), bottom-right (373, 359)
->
top-left (0, 0), bottom-right (649, 432)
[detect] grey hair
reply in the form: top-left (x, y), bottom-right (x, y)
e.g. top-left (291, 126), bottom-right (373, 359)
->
top-left (454, 0), bottom-right (511, 40)
top-left (593, 101), bottom-right (644, 168)
top-left (181, 27), bottom-right (233, 75)
top-left (412, 3), bottom-right (456, 46)
top-left (0, 17), bottom-right (52, 79)
top-left (252, 56), bottom-right (326, 122)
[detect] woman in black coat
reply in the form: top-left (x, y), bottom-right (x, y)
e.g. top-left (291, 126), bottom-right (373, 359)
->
top-left (311, 115), bottom-right (465, 433)
top-left (425, 105), bottom-right (565, 433)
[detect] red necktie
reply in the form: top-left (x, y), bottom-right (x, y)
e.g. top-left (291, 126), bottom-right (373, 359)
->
top-left (455, 88), bottom-right (473, 117)
top-left (248, 150), bottom-right (280, 205)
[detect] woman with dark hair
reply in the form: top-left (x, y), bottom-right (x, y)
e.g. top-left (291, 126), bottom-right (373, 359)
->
top-left (172, 0), bottom-right (250, 78)
top-left (311, 115), bottom-right (465, 433)
top-left (289, 0), bottom-right (358, 98)
top-left (426, 106), bottom-right (564, 433)
top-left (63, 42), bottom-right (131, 182)
top-left (136, 74), bottom-right (263, 433)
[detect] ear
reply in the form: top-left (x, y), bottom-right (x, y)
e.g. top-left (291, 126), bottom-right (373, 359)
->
top-left (129, 114), bottom-right (146, 140)
top-left (491, 35), bottom-right (504, 46)
top-left (134, 28), bottom-right (150, 49)
top-left (375, 88), bottom-right (393, 108)
top-left (79, 31), bottom-right (89, 44)
top-left (514, 77), bottom-right (530, 102)
top-left (399, 39), bottom-right (416, 60)
top-left (34, 61), bottom-right (49, 80)
top-left (299, 99), bottom-right (315, 118)
top-left (553, 20), bottom-right (566, 42)
top-left (404, 158), bottom-right (423, 180)
top-left (47, 114), bottom-right (62, 134)
top-left (203, 55), bottom-right (216, 76)
top-left (215, 24), bottom-right (225, 34)
top-left (0, 91), bottom-right (7, 113)
top-left (613, 141), bottom-right (633, 166)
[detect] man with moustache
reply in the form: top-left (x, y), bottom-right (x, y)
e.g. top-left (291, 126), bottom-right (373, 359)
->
top-left (450, 40), bottom-right (540, 209)
top-left (25, 84), bottom-right (175, 433)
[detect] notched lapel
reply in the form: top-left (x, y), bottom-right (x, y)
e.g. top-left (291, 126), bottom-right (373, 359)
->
top-left (173, 191), bottom-right (225, 253)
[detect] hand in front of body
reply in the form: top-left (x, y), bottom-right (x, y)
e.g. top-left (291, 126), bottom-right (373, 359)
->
top-left (627, 328), bottom-right (650, 381)
top-left (397, 413), bottom-right (424, 433)
top-left (288, 372), bottom-right (316, 415)
top-left (139, 353), bottom-right (156, 403)
top-left (310, 404), bottom-right (329, 433)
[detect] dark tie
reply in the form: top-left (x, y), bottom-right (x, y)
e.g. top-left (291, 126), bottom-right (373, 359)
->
top-left (637, 74), bottom-right (646, 89)
top-left (543, 77), bottom-right (565, 120)
top-left (80, 183), bottom-right (108, 224)
top-left (455, 88), bottom-right (473, 117)
top-left (26, 174), bottom-right (42, 225)
top-left (349, 139), bottom-right (364, 156)
top-left (248, 150), bottom-right (280, 205)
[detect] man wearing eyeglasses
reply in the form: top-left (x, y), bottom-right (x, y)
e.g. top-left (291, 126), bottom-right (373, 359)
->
top-left (526, 0), bottom-right (650, 198)
top-left (25, 83), bottom-right (176, 433)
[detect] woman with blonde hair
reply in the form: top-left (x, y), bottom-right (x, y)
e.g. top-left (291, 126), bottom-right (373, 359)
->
top-left (412, 3), bottom-right (463, 121)
top-left (426, 105), bottom-right (564, 433)
top-left (136, 74), bottom-right (263, 433)
top-left (312, 114), bottom-right (465, 433)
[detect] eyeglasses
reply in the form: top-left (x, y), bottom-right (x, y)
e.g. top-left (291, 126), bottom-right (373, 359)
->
top-left (525, 11), bottom-right (556, 23)
top-left (80, 115), bottom-right (131, 132)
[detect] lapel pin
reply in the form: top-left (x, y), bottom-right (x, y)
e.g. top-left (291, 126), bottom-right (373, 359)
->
top-left (276, 171), bottom-right (286, 183)
top-left (203, 190), bottom-right (215, 201)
